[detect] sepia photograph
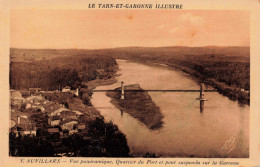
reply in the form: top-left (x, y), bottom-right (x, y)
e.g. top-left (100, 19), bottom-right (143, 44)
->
top-left (8, 9), bottom-right (251, 159)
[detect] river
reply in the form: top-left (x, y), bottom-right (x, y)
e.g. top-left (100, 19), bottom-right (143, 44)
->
top-left (92, 59), bottom-right (249, 157)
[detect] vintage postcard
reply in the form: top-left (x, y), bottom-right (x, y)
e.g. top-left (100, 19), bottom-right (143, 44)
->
top-left (0, 0), bottom-right (260, 166)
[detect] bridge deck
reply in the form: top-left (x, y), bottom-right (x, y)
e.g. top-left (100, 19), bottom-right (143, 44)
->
top-left (92, 89), bottom-right (218, 92)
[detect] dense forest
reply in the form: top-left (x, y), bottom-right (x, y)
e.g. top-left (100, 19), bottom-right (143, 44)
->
top-left (10, 54), bottom-right (117, 90)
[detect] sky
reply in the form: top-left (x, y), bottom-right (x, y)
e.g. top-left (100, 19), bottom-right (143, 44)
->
top-left (10, 10), bottom-right (250, 49)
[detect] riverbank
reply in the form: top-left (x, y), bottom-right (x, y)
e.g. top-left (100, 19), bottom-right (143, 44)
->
top-left (129, 59), bottom-right (250, 105)
top-left (165, 62), bottom-right (250, 105)
top-left (79, 67), bottom-right (118, 106)
top-left (106, 84), bottom-right (164, 130)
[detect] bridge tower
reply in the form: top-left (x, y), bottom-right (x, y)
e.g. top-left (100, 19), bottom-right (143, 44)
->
top-left (196, 83), bottom-right (207, 112)
top-left (121, 81), bottom-right (125, 100)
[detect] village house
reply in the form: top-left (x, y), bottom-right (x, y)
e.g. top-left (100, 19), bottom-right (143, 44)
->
top-left (20, 124), bottom-right (37, 136)
top-left (10, 115), bottom-right (37, 137)
top-left (44, 103), bottom-right (61, 114)
top-left (17, 115), bottom-right (29, 124)
top-left (62, 86), bottom-right (71, 92)
top-left (61, 119), bottom-right (79, 131)
top-left (29, 88), bottom-right (41, 95)
top-left (25, 95), bottom-right (45, 103)
top-left (72, 110), bottom-right (83, 116)
top-left (48, 115), bottom-right (61, 126)
top-left (11, 123), bottom-right (37, 137)
top-left (69, 129), bottom-right (78, 135)
top-left (49, 107), bottom-right (70, 117)
top-left (24, 95), bottom-right (48, 110)
top-left (60, 110), bottom-right (77, 121)
top-left (25, 103), bottom-right (32, 109)
top-left (10, 90), bottom-right (23, 99)
top-left (11, 91), bottom-right (25, 108)
top-left (77, 123), bottom-right (86, 131)
top-left (48, 108), bottom-right (82, 123)
top-left (40, 106), bottom-right (46, 112)
top-left (11, 98), bottom-right (24, 108)
top-left (47, 128), bottom-right (61, 139)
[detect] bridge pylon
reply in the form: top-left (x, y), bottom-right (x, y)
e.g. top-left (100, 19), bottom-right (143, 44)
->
top-left (196, 83), bottom-right (207, 112)
top-left (121, 81), bottom-right (125, 100)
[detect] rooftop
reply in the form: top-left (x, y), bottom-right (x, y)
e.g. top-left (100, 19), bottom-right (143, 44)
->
top-left (50, 115), bottom-right (61, 121)
top-left (60, 110), bottom-right (76, 116)
top-left (61, 119), bottom-right (79, 125)
top-left (16, 123), bottom-right (36, 131)
top-left (47, 128), bottom-right (60, 133)
top-left (26, 95), bottom-right (44, 102)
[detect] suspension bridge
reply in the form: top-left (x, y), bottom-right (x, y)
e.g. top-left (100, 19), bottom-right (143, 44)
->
top-left (92, 81), bottom-right (219, 112)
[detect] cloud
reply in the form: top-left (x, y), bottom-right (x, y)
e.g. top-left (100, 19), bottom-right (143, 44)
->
top-left (169, 27), bottom-right (179, 33)
top-left (179, 13), bottom-right (205, 27)
top-left (169, 13), bottom-right (206, 44)
top-left (170, 13), bottom-right (205, 34)
top-left (156, 24), bottom-right (165, 30)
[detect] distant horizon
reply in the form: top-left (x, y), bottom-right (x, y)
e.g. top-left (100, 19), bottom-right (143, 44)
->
top-left (10, 45), bottom-right (250, 50)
